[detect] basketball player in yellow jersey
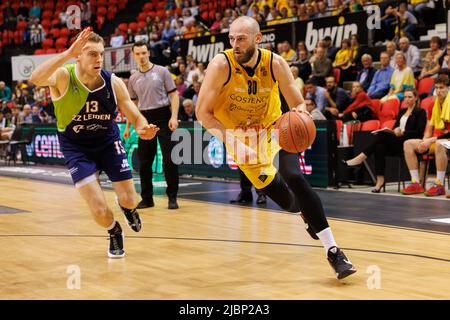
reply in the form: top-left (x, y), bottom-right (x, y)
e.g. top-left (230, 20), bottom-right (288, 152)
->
top-left (196, 16), bottom-right (356, 279)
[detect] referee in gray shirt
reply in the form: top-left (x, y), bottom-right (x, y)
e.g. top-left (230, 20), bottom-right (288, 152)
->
top-left (125, 41), bottom-right (180, 209)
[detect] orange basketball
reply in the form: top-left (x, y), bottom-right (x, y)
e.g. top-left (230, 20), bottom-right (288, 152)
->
top-left (275, 111), bottom-right (316, 153)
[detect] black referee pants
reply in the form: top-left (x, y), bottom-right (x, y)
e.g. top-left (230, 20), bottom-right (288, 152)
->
top-left (138, 107), bottom-right (179, 199)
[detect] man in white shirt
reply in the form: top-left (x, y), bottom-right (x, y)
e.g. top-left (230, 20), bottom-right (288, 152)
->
top-left (399, 37), bottom-right (421, 73)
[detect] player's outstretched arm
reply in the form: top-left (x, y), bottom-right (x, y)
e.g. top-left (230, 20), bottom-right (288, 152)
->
top-left (113, 76), bottom-right (159, 140)
top-left (195, 54), bottom-right (230, 143)
top-left (272, 53), bottom-right (306, 112)
top-left (29, 27), bottom-right (92, 88)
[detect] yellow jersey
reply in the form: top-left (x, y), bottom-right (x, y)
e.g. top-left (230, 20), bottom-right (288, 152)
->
top-left (214, 48), bottom-right (281, 131)
top-left (214, 48), bottom-right (282, 189)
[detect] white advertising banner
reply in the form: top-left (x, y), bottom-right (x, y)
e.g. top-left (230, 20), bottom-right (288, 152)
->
top-left (104, 44), bottom-right (137, 73)
top-left (11, 54), bottom-right (76, 81)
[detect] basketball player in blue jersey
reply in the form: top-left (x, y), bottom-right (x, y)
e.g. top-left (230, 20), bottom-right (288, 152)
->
top-left (30, 28), bottom-right (159, 258)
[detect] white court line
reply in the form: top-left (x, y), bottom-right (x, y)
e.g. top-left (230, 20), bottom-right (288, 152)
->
top-left (430, 218), bottom-right (450, 224)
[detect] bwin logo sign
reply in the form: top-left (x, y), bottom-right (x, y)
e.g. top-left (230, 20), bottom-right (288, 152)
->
top-left (187, 39), bottom-right (224, 63)
top-left (305, 18), bottom-right (358, 52)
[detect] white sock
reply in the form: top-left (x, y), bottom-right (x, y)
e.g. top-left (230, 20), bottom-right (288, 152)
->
top-left (436, 171), bottom-right (446, 184)
top-left (316, 227), bottom-right (337, 254)
top-left (107, 219), bottom-right (117, 231)
top-left (409, 170), bottom-right (420, 183)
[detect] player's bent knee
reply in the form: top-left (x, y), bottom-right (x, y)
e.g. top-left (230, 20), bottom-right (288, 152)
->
top-left (117, 192), bottom-right (138, 209)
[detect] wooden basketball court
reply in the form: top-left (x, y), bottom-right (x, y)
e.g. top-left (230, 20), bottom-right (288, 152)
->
top-left (1, 175), bottom-right (450, 299)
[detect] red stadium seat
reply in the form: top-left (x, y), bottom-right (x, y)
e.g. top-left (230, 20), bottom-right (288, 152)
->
top-left (370, 99), bottom-right (381, 119)
top-left (60, 27), bottom-right (70, 38)
top-left (42, 38), bottom-right (54, 49)
top-left (143, 3), bottom-right (154, 10)
top-left (420, 96), bottom-right (435, 120)
top-left (417, 77), bottom-right (434, 97)
top-left (361, 120), bottom-right (380, 131)
top-left (17, 20), bottom-right (28, 31)
top-left (118, 23), bottom-right (128, 33)
top-left (335, 120), bottom-right (343, 143)
top-left (50, 28), bottom-right (61, 39)
top-left (34, 49), bottom-right (46, 55)
top-left (42, 10), bottom-right (53, 20)
top-left (43, 2), bottom-right (54, 10)
top-left (107, 6), bottom-right (118, 21)
top-left (128, 22), bottom-right (138, 33)
top-left (381, 119), bottom-right (396, 129)
top-left (41, 19), bottom-right (52, 30)
top-left (138, 21), bottom-right (146, 29)
top-left (97, 6), bottom-right (107, 17)
top-left (55, 37), bottom-right (68, 50)
top-left (379, 98), bottom-right (400, 123)
top-left (46, 48), bottom-right (57, 54)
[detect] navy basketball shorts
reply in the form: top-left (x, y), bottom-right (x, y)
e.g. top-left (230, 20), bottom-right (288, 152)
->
top-left (61, 139), bottom-right (132, 187)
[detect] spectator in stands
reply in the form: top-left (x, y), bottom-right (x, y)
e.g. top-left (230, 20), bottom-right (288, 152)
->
top-left (0, 82), bottom-right (12, 101)
top-left (323, 76), bottom-right (351, 119)
top-left (266, 6), bottom-right (280, 21)
top-left (210, 12), bottom-right (223, 33)
top-left (386, 41), bottom-right (400, 69)
top-left (179, 99), bottom-right (196, 122)
top-left (30, 23), bottom-right (45, 47)
top-left (124, 29), bottom-right (134, 45)
top-left (332, 39), bottom-right (352, 69)
top-left (316, 1), bottom-right (330, 18)
top-left (81, 1), bottom-right (92, 28)
top-left (310, 46), bottom-right (332, 87)
top-left (305, 98), bottom-right (326, 120)
top-left (281, 41), bottom-right (297, 64)
top-left (418, 37), bottom-right (444, 80)
top-left (408, 0), bottom-right (436, 23)
top-left (149, 24), bottom-right (161, 50)
top-left (175, 75), bottom-right (187, 97)
top-left (192, 81), bottom-right (201, 106)
top-left (31, 105), bottom-right (41, 124)
top-left (323, 36), bottom-right (338, 62)
top-left (16, 89), bottom-right (34, 106)
top-left (19, 104), bottom-right (33, 125)
top-left (399, 37), bottom-right (421, 74)
top-left (402, 76), bottom-right (450, 197)
top-left (29, 0), bottom-right (41, 19)
top-left (381, 52), bottom-right (415, 102)
top-left (10, 105), bottom-right (21, 128)
top-left (305, 79), bottom-right (328, 112)
top-left (0, 110), bottom-right (15, 141)
top-left (345, 88), bottom-right (427, 193)
top-left (135, 28), bottom-right (149, 43)
top-left (290, 66), bottom-right (304, 94)
top-left (367, 52), bottom-right (394, 99)
top-left (339, 81), bottom-right (374, 123)
top-left (2, 2), bottom-right (16, 30)
top-left (442, 43), bottom-right (450, 69)
top-left (356, 54), bottom-right (376, 92)
top-left (393, 2), bottom-right (418, 41)
top-left (110, 28), bottom-right (124, 48)
top-left (17, 1), bottom-right (29, 20)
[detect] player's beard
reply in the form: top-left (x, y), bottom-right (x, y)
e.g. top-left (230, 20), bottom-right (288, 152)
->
top-left (235, 45), bottom-right (256, 64)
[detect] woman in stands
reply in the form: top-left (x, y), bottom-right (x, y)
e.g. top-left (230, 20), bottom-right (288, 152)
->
top-left (418, 37), bottom-right (444, 80)
top-left (381, 52), bottom-right (415, 103)
top-left (338, 81), bottom-right (374, 123)
top-left (344, 88), bottom-right (427, 192)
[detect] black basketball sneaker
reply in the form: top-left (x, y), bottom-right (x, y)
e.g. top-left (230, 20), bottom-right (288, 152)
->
top-left (108, 222), bottom-right (125, 258)
top-left (115, 197), bottom-right (142, 232)
top-left (327, 246), bottom-right (357, 279)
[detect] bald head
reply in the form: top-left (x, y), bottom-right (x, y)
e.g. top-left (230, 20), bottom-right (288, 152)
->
top-left (229, 16), bottom-right (261, 64)
top-left (230, 16), bottom-right (260, 36)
